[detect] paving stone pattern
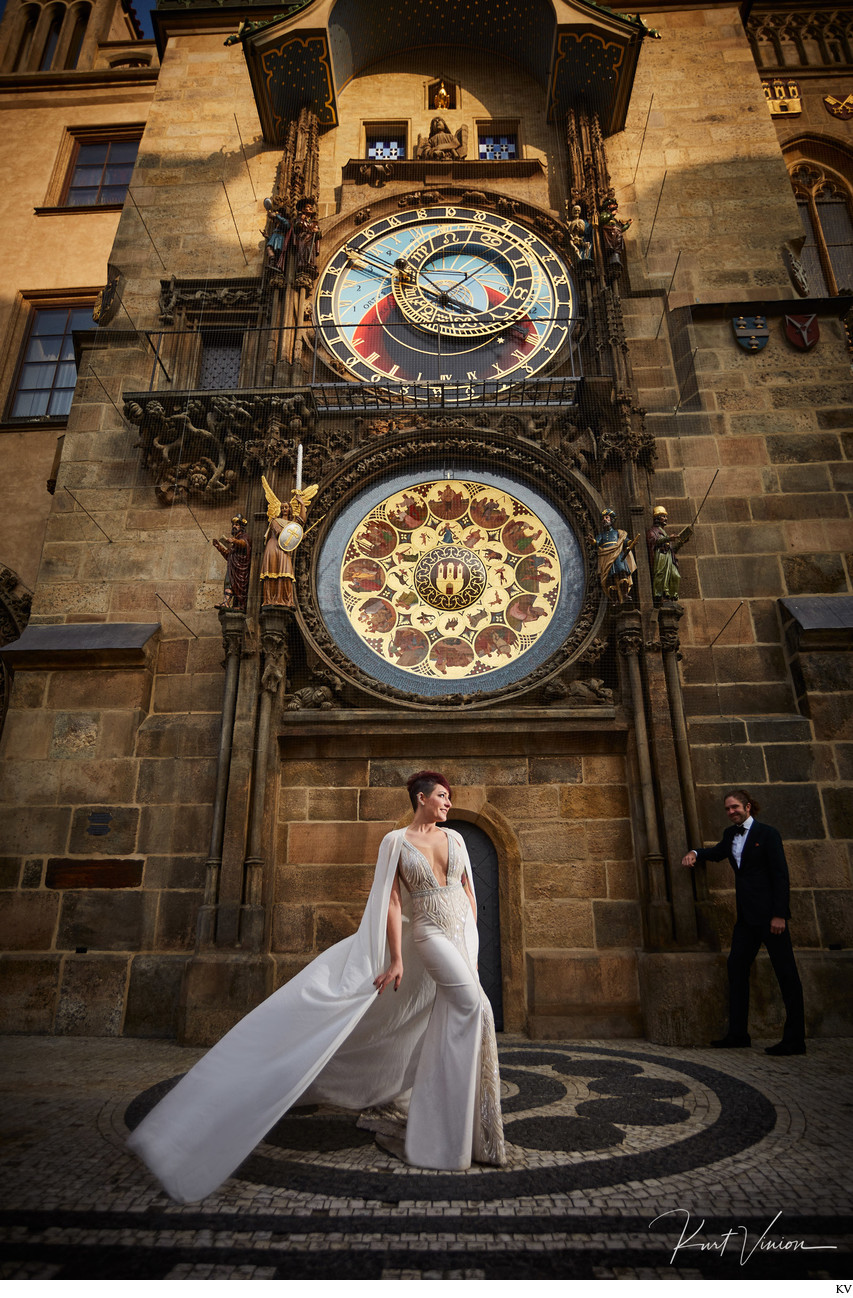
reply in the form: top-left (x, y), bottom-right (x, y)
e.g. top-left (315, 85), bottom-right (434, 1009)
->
top-left (0, 1036), bottom-right (850, 1280)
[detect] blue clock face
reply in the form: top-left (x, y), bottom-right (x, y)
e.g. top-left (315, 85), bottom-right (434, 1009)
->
top-left (315, 205), bottom-right (576, 399)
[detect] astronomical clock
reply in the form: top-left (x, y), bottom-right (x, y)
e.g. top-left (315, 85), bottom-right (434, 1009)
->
top-left (295, 200), bottom-right (606, 706)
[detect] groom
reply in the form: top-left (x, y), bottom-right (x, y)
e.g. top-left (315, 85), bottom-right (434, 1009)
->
top-left (682, 790), bottom-right (805, 1055)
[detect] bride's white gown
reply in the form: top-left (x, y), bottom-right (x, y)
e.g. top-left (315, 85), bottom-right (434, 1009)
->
top-left (127, 827), bottom-right (505, 1201)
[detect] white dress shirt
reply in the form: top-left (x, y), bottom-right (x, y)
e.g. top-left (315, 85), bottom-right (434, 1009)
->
top-left (731, 815), bottom-right (753, 869)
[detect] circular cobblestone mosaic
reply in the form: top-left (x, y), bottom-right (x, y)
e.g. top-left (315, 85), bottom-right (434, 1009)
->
top-left (126, 1044), bottom-right (777, 1204)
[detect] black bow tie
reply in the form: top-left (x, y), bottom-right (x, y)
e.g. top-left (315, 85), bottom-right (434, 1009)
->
top-left (733, 826), bottom-right (746, 836)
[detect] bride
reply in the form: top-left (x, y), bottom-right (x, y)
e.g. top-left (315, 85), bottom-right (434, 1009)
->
top-left (127, 771), bottom-right (505, 1201)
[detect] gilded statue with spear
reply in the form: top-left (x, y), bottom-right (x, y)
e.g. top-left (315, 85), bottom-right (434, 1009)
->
top-left (259, 474), bottom-right (318, 607)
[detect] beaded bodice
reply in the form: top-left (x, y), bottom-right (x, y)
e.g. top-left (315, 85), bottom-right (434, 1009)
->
top-left (399, 832), bottom-right (471, 945)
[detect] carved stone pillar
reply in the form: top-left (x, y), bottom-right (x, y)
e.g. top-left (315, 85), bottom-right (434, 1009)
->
top-left (617, 609), bottom-right (673, 947)
top-left (197, 609), bottom-right (246, 947)
top-left (241, 605), bottom-right (290, 951)
top-left (658, 603), bottom-right (709, 911)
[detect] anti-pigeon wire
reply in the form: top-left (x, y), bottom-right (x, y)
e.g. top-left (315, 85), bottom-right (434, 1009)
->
top-left (63, 486), bottom-right (113, 542)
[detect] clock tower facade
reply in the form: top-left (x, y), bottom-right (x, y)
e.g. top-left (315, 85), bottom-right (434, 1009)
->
top-left (1, 0), bottom-right (851, 1045)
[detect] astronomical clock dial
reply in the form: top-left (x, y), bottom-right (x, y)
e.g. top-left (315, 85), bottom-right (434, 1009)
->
top-left (315, 206), bottom-right (575, 398)
top-left (318, 474), bottom-right (585, 698)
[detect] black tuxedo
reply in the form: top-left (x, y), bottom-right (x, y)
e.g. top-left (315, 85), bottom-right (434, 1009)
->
top-left (697, 819), bottom-right (804, 1044)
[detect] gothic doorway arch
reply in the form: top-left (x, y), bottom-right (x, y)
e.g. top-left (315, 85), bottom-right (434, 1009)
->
top-left (448, 818), bottom-right (504, 1031)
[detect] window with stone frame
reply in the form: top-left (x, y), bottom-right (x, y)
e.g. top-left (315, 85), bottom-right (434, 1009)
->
top-left (6, 298), bottom-right (95, 421)
top-left (476, 120), bottom-right (520, 161)
top-left (791, 162), bottom-right (853, 297)
top-left (38, 125), bottom-right (144, 213)
top-left (61, 133), bottom-right (140, 207)
top-left (364, 122), bottom-right (407, 161)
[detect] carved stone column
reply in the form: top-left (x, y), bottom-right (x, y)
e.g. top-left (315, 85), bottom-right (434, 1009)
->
top-left (197, 609), bottom-right (247, 946)
top-left (617, 609), bottom-right (673, 947)
top-left (658, 603), bottom-right (709, 910)
top-left (241, 605), bottom-right (290, 951)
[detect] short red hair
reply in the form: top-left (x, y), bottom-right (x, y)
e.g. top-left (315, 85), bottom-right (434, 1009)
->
top-left (406, 770), bottom-right (451, 810)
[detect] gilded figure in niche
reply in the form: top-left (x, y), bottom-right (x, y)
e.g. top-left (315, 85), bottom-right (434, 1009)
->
top-left (259, 476), bottom-right (318, 608)
top-left (433, 81), bottom-right (451, 109)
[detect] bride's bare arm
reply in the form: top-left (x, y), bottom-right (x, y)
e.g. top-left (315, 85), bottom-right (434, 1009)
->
top-left (374, 869), bottom-right (403, 994)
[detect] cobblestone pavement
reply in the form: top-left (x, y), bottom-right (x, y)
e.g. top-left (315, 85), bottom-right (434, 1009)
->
top-left (0, 1035), bottom-right (850, 1281)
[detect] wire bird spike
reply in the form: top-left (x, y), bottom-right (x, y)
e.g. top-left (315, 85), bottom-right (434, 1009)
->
top-left (155, 593), bottom-right (199, 639)
top-left (63, 487), bottom-right (113, 542)
top-left (221, 178), bottom-right (249, 266)
top-left (709, 601), bottom-right (745, 648)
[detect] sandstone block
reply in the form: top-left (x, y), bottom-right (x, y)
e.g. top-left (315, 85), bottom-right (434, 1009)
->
top-left (560, 785), bottom-right (629, 819)
top-left (586, 820), bottom-right (635, 859)
top-left (277, 863), bottom-right (374, 906)
top-left (308, 787), bottom-right (359, 821)
top-left (528, 756), bottom-right (582, 784)
top-left (358, 786), bottom-right (410, 821)
top-left (371, 757), bottom-right (528, 787)
top-left (56, 891), bottom-right (148, 951)
top-left (155, 890), bottom-right (204, 951)
top-left (287, 820), bottom-right (391, 865)
top-left (783, 553), bottom-right (848, 595)
top-left (0, 954), bottom-right (61, 1032)
top-left (284, 759), bottom-right (370, 788)
top-left (58, 759), bottom-right (138, 804)
top-left (698, 555), bottom-right (783, 599)
top-left (580, 755), bottom-right (626, 784)
top-left (805, 693), bottom-right (853, 742)
top-left (271, 904), bottom-right (314, 953)
top-left (518, 824), bottom-right (587, 863)
top-left (54, 954), bottom-right (128, 1036)
top-left (277, 786), bottom-right (309, 822)
top-left (524, 899), bottom-right (594, 947)
top-left (124, 955), bottom-right (187, 1037)
top-left (525, 860), bottom-right (606, 900)
top-left (0, 892), bottom-right (59, 951)
top-left (593, 900), bottom-right (642, 948)
top-left (315, 905), bottom-right (361, 949)
top-left (136, 757), bottom-right (217, 805)
top-left (764, 744), bottom-right (837, 784)
top-left (46, 669), bottom-right (152, 711)
top-left (766, 432), bottom-right (842, 463)
top-left (0, 711), bottom-right (54, 761)
top-left (691, 744), bottom-right (766, 785)
top-left (0, 807), bottom-right (71, 857)
top-left (483, 785), bottom-right (559, 818)
top-left (822, 788), bottom-right (853, 840)
top-left (606, 860), bottom-right (639, 899)
top-left (143, 855), bottom-right (207, 890)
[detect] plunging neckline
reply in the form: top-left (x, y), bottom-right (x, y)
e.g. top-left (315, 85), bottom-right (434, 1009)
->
top-left (404, 827), bottom-right (452, 889)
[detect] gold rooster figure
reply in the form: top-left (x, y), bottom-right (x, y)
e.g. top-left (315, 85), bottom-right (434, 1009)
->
top-left (259, 475), bottom-right (318, 607)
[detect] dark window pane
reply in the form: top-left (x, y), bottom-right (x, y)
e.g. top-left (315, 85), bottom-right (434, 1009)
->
top-left (65, 139), bottom-right (138, 206)
top-left (11, 389), bottom-right (49, 418)
top-left (9, 305), bottom-right (95, 421)
top-left (110, 141), bottom-right (140, 163)
top-left (48, 388), bottom-right (75, 417)
top-left (77, 143), bottom-right (109, 164)
top-left (32, 310), bottom-right (69, 334)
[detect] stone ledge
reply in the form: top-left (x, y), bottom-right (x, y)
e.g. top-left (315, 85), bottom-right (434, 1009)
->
top-left (1, 623), bottom-right (160, 670)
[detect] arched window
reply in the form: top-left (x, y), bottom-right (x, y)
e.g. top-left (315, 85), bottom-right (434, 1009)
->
top-left (64, 2), bottom-right (90, 69)
top-left (37, 5), bottom-right (65, 71)
top-left (13, 6), bottom-right (40, 71)
top-left (790, 162), bottom-right (853, 296)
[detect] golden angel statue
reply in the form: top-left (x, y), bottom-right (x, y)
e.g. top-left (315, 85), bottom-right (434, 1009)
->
top-left (259, 475), bottom-right (318, 607)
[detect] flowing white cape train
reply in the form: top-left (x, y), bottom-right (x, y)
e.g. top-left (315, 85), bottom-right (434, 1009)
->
top-left (127, 827), bottom-right (477, 1202)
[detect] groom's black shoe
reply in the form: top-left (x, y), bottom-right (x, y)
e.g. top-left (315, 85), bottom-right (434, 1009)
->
top-left (710, 1034), bottom-right (751, 1048)
top-left (765, 1040), bottom-right (806, 1056)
